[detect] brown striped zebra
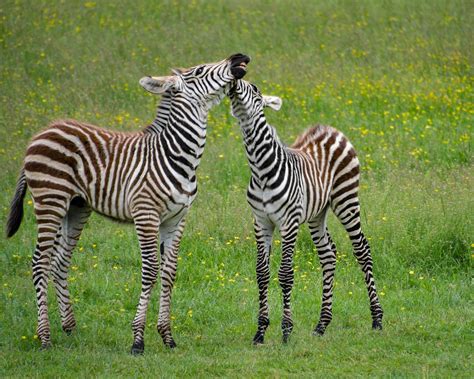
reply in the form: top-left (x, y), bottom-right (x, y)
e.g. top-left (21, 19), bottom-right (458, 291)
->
top-left (6, 53), bottom-right (250, 353)
top-left (228, 80), bottom-right (383, 344)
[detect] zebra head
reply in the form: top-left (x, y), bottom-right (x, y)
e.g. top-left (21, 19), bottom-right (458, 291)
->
top-left (139, 53), bottom-right (250, 111)
top-left (228, 79), bottom-right (282, 122)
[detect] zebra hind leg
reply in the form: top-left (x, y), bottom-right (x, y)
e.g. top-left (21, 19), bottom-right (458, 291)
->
top-left (332, 200), bottom-right (383, 331)
top-left (51, 196), bottom-right (91, 335)
top-left (32, 195), bottom-right (69, 349)
top-left (309, 213), bottom-right (337, 336)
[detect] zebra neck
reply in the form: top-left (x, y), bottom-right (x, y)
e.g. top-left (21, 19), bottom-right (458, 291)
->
top-left (157, 95), bottom-right (208, 164)
top-left (144, 91), bottom-right (174, 134)
top-left (241, 116), bottom-right (286, 180)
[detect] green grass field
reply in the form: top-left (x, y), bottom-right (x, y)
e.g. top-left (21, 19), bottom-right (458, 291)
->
top-left (0, 0), bottom-right (472, 377)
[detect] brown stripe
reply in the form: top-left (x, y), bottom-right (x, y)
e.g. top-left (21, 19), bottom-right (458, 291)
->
top-left (333, 164), bottom-right (359, 190)
top-left (25, 161), bottom-right (75, 183)
top-left (28, 179), bottom-right (75, 195)
top-left (27, 139), bottom-right (93, 185)
top-left (331, 180), bottom-right (359, 201)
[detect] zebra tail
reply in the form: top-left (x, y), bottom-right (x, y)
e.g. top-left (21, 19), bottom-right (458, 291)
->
top-left (6, 168), bottom-right (27, 238)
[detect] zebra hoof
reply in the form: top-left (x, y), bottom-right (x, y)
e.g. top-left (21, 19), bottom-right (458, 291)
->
top-left (372, 319), bottom-right (383, 331)
top-left (164, 338), bottom-right (177, 349)
top-left (130, 341), bottom-right (144, 355)
top-left (252, 332), bottom-right (264, 345)
top-left (40, 342), bottom-right (52, 350)
top-left (281, 320), bottom-right (293, 343)
top-left (62, 320), bottom-right (76, 335)
top-left (312, 324), bottom-right (326, 336)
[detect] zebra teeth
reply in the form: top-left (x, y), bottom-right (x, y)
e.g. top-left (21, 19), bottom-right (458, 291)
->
top-left (239, 62), bottom-right (247, 69)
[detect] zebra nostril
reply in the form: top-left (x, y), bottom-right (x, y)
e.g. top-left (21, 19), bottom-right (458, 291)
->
top-left (229, 53), bottom-right (250, 66)
top-left (228, 53), bottom-right (248, 61)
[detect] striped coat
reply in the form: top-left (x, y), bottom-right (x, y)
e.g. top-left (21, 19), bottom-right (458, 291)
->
top-left (6, 54), bottom-right (250, 353)
top-left (228, 79), bottom-right (383, 344)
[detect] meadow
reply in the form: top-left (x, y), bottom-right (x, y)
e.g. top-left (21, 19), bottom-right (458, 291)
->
top-left (0, 0), bottom-right (472, 377)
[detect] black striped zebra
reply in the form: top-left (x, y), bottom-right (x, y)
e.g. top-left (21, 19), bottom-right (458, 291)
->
top-left (6, 53), bottom-right (250, 353)
top-left (228, 80), bottom-right (383, 344)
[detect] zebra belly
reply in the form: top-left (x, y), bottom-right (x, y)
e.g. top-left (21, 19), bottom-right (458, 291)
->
top-left (90, 197), bottom-right (133, 221)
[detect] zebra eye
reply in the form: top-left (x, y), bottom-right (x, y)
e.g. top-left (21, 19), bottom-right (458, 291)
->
top-left (195, 66), bottom-right (204, 75)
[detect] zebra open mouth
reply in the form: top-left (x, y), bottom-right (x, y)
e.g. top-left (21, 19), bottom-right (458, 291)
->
top-left (230, 53), bottom-right (250, 79)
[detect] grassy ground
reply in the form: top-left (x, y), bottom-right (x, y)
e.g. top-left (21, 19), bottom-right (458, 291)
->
top-left (0, 0), bottom-right (472, 377)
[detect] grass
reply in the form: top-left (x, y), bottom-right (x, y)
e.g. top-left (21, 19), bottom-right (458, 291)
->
top-left (0, 0), bottom-right (472, 377)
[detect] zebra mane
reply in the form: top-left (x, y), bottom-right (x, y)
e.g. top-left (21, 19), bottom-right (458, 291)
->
top-left (144, 89), bottom-right (174, 134)
top-left (290, 124), bottom-right (336, 150)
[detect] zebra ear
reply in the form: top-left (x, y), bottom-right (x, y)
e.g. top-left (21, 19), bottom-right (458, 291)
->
top-left (262, 95), bottom-right (282, 111)
top-left (139, 75), bottom-right (182, 94)
top-left (172, 68), bottom-right (185, 75)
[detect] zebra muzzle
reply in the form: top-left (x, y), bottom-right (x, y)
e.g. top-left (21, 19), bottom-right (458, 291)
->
top-left (230, 53), bottom-right (250, 79)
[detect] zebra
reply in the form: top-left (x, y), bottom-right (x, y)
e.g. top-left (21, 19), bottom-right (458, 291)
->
top-left (6, 53), bottom-right (250, 354)
top-left (227, 79), bottom-right (383, 344)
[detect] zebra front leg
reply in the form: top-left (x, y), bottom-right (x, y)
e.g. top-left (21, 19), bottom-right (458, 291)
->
top-left (156, 218), bottom-right (186, 348)
top-left (279, 224), bottom-right (298, 343)
top-left (130, 210), bottom-right (160, 355)
top-left (32, 197), bottom-right (68, 349)
top-left (252, 220), bottom-right (274, 345)
top-left (51, 198), bottom-right (91, 335)
top-left (309, 216), bottom-right (337, 336)
top-left (333, 203), bottom-right (383, 330)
